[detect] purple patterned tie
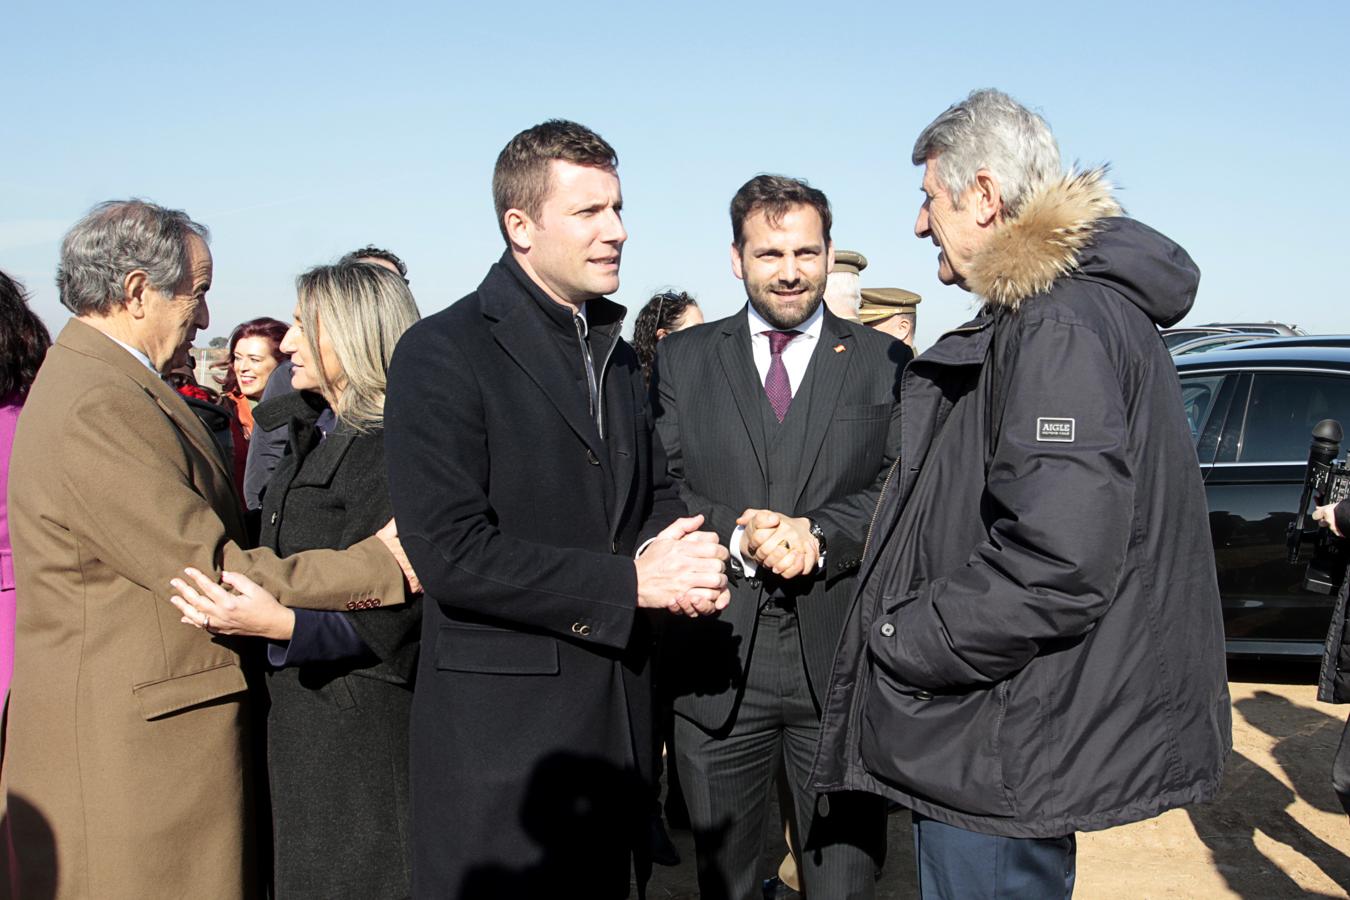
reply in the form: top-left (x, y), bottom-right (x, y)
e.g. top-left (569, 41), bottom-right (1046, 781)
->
top-left (764, 329), bottom-right (800, 422)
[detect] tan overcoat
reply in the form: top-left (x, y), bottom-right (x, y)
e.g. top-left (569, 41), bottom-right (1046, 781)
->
top-left (1, 319), bottom-right (405, 899)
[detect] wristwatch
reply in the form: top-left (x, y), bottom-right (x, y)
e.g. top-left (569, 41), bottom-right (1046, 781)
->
top-left (808, 519), bottom-right (827, 555)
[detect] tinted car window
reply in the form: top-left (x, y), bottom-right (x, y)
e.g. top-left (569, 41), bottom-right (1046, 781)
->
top-left (1237, 371), bottom-right (1350, 462)
top-left (1180, 374), bottom-right (1226, 443)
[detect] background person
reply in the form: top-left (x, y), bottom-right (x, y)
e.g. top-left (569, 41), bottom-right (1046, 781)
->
top-left (170, 261), bottom-right (423, 899)
top-left (858, 287), bottom-right (921, 348)
top-left (216, 317), bottom-right (289, 500)
top-left (822, 249), bottom-right (867, 321)
top-left (1312, 500), bottom-right (1350, 820)
top-left (631, 286), bottom-right (707, 866)
top-left (0, 271), bottom-right (51, 708)
top-left (165, 342), bottom-right (236, 468)
top-left (632, 289), bottom-right (703, 386)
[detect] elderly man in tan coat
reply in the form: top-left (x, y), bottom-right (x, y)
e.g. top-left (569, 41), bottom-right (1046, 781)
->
top-left (1, 200), bottom-right (411, 899)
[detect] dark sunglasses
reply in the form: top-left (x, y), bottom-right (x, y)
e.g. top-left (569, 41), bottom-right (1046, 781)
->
top-left (654, 291), bottom-right (683, 325)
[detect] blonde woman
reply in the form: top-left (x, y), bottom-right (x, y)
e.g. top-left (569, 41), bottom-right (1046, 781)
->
top-left (171, 261), bottom-right (421, 899)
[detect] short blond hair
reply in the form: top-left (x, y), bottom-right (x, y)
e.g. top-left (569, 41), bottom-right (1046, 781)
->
top-left (294, 262), bottom-right (420, 432)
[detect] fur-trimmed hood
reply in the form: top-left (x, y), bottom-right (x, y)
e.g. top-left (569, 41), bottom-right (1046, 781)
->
top-left (966, 168), bottom-right (1199, 327)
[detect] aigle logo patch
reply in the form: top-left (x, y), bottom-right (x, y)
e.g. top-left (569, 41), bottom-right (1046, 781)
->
top-left (1036, 417), bottom-right (1076, 442)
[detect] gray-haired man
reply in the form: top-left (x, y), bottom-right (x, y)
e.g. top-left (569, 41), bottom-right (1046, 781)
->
top-left (812, 89), bottom-right (1231, 898)
top-left (3, 200), bottom-right (413, 898)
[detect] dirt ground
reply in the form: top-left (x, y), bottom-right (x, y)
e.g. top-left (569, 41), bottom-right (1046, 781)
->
top-left (644, 659), bottom-right (1350, 899)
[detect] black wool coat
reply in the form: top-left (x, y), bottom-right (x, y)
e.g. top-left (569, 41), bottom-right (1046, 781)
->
top-left (255, 391), bottom-right (421, 900)
top-left (384, 254), bottom-right (686, 900)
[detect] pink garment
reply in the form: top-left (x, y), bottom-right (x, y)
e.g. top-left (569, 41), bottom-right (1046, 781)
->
top-left (1, 391), bottom-right (23, 700)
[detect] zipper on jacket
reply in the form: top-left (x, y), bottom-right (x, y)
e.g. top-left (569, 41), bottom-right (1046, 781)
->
top-left (861, 457), bottom-right (902, 563)
top-left (594, 313), bottom-right (624, 440)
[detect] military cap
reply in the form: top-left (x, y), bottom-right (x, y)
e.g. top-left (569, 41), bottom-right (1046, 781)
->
top-left (858, 287), bottom-right (922, 324)
top-left (830, 250), bottom-right (868, 275)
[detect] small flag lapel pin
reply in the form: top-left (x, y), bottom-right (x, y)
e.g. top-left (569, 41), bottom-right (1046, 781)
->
top-left (833, 343), bottom-right (846, 353)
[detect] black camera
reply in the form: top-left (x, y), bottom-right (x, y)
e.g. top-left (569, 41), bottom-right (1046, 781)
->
top-left (1288, 419), bottom-right (1350, 594)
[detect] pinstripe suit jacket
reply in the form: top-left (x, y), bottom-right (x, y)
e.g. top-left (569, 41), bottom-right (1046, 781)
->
top-left (651, 305), bottom-right (910, 732)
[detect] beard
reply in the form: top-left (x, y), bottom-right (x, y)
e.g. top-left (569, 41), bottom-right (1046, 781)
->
top-left (746, 275), bottom-right (826, 330)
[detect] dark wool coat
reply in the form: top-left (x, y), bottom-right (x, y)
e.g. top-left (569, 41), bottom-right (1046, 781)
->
top-left (812, 171), bottom-right (1232, 838)
top-left (255, 392), bottom-right (421, 900)
top-left (384, 254), bottom-right (686, 899)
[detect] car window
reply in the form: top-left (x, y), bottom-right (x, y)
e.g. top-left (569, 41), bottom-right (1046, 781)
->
top-left (1236, 371), bottom-right (1350, 463)
top-left (1179, 374), bottom-right (1226, 444)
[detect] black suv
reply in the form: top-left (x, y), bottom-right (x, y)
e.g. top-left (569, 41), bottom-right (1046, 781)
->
top-left (1177, 344), bottom-right (1350, 656)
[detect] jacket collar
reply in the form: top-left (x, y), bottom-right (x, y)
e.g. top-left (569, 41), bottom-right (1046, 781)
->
top-left (965, 167), bottom-right (1122, 310)
top-left (475, 254), bottom-right (636, 538)
top-left (482, 251), bottom-right (627, 338)
top-left (57, 319), bottom-right (234, 486)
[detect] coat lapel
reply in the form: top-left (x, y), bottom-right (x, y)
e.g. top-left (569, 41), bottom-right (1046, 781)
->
top-left (717, 313), bottom-right (768, 481)
top-left (489, 294), bottom-right (608, 466)
top-left (790, 309), bottom-right (853, 509)
top-left (290, 431), bottom-right (356, 488)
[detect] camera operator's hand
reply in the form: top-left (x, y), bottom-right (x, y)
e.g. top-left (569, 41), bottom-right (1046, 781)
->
top-left (1313, 502), bottom-right (1344, 538)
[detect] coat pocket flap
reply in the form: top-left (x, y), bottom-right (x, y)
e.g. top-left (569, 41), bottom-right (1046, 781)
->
top-left (435, 624), bottom-right (559, 675)
top-left (133, 662), bottom-right (249, 721)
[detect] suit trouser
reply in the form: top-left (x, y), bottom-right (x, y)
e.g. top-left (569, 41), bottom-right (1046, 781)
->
top-left (912, 813), bottom-right (1076, 900)
top-left (675, 605), bottom-right (886, 900)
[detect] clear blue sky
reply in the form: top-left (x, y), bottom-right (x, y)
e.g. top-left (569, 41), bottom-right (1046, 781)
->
top-left (5, 0), bottom-right (1347, 350)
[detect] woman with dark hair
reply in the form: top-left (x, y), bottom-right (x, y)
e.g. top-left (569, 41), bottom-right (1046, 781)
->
top-left (633, 295), bottom-right (705, 864)
top-left (1, 270), bottom-right (52, 702)
top-left (632, 290), bottom-right (703, 384)
top-left (215, 317), bottom-right (289, 497)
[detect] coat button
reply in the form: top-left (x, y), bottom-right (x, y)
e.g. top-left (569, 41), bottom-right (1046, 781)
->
top-left (879, 622), bottom-right (895, 637)
top-left (270, 512), bottom-right (278, 525)
top-left (571, 622), bottom-right (591, 636)
top-left (586, 449), bottom-right (601, 466)
top-left (915, 690), bottom-right (934, 701)
top-left (611, 540), bottom-right (619, 553)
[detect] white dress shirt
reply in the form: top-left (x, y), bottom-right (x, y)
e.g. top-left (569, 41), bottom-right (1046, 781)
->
top-left (746, 301), bottom-right (824, 394)
top-left (107, 334), bottom-right (157, 373)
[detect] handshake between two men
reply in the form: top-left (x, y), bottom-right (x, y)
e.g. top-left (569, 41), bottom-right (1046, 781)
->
top-left (634, 508), bottom-right (818, 619)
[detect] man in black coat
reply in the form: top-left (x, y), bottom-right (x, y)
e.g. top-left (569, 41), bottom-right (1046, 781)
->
top-left (651, 175), bottom-right (908, 900)
top-left (383, 120), bottom-right (730, 900)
